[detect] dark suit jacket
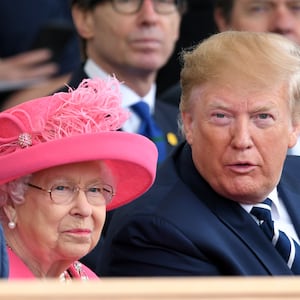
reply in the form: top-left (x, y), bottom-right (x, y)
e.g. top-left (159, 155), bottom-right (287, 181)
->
top-left (160, 82), bottom-right (181, 107)
top-left (97, 142), bottom-right (300, 276)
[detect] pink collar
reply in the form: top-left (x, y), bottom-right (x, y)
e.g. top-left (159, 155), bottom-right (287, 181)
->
top-left (7, 247), bottom-right (35, 279)
top-left (7, 247), bottom-right (99, 280)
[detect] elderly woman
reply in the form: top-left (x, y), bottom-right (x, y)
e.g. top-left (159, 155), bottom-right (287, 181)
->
top-left (0, 77), bottom-right (157, 280)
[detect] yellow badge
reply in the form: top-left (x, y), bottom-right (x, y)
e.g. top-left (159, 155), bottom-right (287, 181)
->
top-left (167, 132), bottom-right (178, 146)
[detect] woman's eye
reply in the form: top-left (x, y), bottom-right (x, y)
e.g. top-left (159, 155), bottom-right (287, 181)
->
top-left (88, 187), bottom-right (101, 194)
top-left (53, 185), bottom-right (70, 192)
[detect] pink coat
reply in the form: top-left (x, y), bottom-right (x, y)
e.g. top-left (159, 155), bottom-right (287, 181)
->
top-left (7, 247), bottom-right (99, 280)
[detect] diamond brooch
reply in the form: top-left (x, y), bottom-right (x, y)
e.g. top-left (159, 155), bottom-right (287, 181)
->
top-left (18, 133), bottom-right (32, 148)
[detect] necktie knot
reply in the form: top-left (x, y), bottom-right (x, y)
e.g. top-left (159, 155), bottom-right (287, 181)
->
top-left (131, 101), bottom-right (166, 163)
top-left (250, 198), bottom-right (273, 224)
top-left (131, 101), bottom-right (151, 122)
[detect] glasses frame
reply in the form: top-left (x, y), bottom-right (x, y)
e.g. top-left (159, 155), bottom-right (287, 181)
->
top-left (27, 182), bottom-right (115, 205)
top-left (109, 0), bottom-right (185, 15)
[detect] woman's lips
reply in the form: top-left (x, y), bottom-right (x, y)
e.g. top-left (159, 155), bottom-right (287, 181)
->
top-left (64, 228), bottom-right (92, 234)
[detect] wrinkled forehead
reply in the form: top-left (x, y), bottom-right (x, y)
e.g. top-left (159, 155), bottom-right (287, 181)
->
top-left (188, 78), bottom-right (290, 113)
top-left (31, 161), bottom-right (114, 185)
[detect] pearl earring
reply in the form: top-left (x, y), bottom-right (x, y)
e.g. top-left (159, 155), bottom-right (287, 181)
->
top-left (8, 221), bottom-right (16, 229)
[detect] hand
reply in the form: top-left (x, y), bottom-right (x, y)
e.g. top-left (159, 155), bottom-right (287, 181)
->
top-left (0, 49), bottom-right (58, 83)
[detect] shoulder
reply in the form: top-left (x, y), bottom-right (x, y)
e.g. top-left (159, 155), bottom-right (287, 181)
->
top-left (282, 155), bottom-right (300, 175)
top-left (54, 65), bottom-right (87, 93)
top-left (107, 146), bottom-right (212, 235)
top-left (159, 83), bottom-right (181, 107)
top-left (279, 155), bottom-right (300, 189)
top-left (155, 98), bottom-right (180, 118)
top-left (154, 99), bottom-right (181, 139)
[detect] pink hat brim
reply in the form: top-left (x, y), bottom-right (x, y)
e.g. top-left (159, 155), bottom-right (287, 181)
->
top-left (0, 131), bottom-right (158, 210)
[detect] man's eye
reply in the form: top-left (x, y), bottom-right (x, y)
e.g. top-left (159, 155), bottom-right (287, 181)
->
top-left (248, 4), bottom-right (269, 14)
top-left (258, 113), bottom-right (270, 119)
top-left (215, 113), bottom-right (225, 118)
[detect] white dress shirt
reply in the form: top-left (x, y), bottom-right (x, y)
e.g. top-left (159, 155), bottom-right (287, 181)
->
top-left (84, 59), bottom-right (156, 133)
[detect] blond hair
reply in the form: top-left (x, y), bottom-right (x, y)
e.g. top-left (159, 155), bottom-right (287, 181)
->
top-left (180, 31), bottom-right (300, 125)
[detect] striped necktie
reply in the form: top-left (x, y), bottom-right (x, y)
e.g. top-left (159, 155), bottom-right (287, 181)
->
top-left (250, 198), bottom-right (300, 274)
top-left (131, 101), bottom-right (166, 163)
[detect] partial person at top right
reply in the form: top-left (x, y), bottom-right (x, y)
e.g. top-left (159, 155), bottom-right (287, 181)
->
top-left (161, 0), bottom-right (300, 155)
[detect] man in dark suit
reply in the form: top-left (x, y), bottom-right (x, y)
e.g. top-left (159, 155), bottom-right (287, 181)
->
top-left (60, 0), bottom-right (188, 161)
top-left (64, 0), bottom-right (187, 271)
top-left (97, 31), bottom-right (300, 276)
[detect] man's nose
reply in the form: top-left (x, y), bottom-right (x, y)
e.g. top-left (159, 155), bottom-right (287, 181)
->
top-left (271, 6), bottom-right (296, 34)
top-left (230, 120), bottom-right (254, 150)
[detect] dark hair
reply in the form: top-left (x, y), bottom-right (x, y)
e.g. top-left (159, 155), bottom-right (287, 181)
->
top-left (72, 0), bottom-right (187, 58)
top-left (214, 0), bottom-right (234, 23)
top-left (71, 0), bottom-right (104, 9)
top-left (72, 0), bottom-right (187, 14)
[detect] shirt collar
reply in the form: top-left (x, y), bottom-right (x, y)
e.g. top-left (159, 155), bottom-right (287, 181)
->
top-left (241, 188), bottom-right (280, 217)
top-left (84, 59), bottom-right (156, 112)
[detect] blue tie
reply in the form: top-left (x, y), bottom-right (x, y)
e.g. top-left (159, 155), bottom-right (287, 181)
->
top-left (250, 198), bottom-right (300, 274)
top-left (131, 101), bottom-right (166, 163)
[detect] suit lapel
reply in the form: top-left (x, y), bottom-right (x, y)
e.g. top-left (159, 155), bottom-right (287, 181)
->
top-left (67, 65), bottom-right (88, 89)
top-left (177, 143), bottom-right (292, 275)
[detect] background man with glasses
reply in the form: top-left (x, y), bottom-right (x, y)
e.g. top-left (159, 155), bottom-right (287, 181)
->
top-left (58, 0), bottom-right (186, 161)
top-left (59, 0), bottom-right (186, 272)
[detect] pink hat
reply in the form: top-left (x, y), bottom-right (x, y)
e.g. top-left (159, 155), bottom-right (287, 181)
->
top-left (0, 77), bottom-right (158, 210)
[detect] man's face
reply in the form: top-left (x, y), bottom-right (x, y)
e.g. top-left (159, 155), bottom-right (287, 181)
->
top-left (215, 0), bottom-right (300, 45)
top-left (182, 80), bottom-right (299, 204)
top-left (73, 0), bottom-right (181, 79)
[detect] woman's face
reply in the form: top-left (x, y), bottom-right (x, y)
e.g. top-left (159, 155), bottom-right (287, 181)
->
top-left (12, 161), bottom-right (109, 266)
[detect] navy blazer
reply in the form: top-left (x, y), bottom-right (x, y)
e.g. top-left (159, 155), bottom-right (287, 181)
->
top-left (0, 225), bottom-right (8, 278)
top-left (97, 142), bottom-right (300, 276)
top-left (59, 65), bottom-right (182, 156)
top-left (160, 82), bottom-right (181, 107)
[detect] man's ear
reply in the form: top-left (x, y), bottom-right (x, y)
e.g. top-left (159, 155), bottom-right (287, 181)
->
top-left (214, 8), bottom-right (230, 32)
top-left (288, 123), bottom-right (300, 149)
top-left (181, 111), bottom-right (194, 145)
top-left (72, 6), bottom-right (95, 39)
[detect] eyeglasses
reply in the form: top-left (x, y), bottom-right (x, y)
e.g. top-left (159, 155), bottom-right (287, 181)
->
top-left (108, 0), bottom-right (185, 15)
top-left (27, 182), bottom-right (115, 205)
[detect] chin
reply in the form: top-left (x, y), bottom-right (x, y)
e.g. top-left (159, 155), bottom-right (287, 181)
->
top-left (62, 244), bottom-right (91, 259)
